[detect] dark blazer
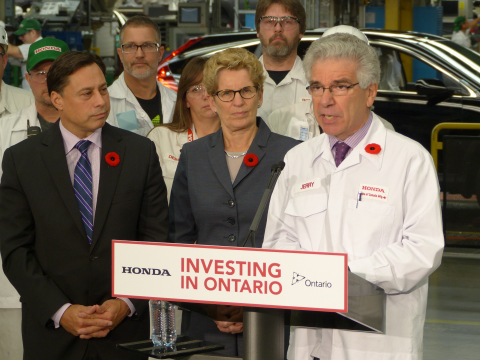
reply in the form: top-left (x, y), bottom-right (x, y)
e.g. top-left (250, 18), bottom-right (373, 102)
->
top-left (169, 118), bottom-right (298, 356)
top-left (0, 122), bottom-right (169, 360)
top-left (169, 118), bottom-right (299, 247)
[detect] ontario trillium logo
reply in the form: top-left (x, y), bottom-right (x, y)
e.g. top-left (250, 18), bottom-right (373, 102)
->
top-left (292, 272), bottom-right (305, 285)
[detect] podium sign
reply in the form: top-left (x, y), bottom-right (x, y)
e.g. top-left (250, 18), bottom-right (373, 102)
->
top-left (112, 241), bottom-right (348, 312)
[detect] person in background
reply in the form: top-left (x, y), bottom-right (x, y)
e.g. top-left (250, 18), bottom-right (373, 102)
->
top-left (0, 38), bottom-right (68, 360)
top-left (169, 47), bottom-right (298, 356)
top-left (107, 15), bottom-right (176, 136)
top-left (263, 31), bottom-right (444, 360)
top-left (7, 18), bottom-right (43, 90)
top-left (147, 57), bottom-right (220, 200)
top-left (0, 51), bottom-right (169, 360)
top-left (0, 37), bottom-right (70, 172)
top-left (255, 0), bottom-right (310, 120)
top-left (0, 26), bottom-right (33, 120)
top-left (451, 15), bottom-right (480, 48)
top-left (266, 26), bottom-right (394, 141)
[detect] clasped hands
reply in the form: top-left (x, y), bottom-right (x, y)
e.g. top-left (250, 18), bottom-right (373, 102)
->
top-left (213, 305), bottom-right (243, 334)
top-left (60, 299), bottom-right (130, 339)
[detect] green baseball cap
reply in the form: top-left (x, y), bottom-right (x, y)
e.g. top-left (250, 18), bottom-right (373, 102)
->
top-left (454, 16), bottom-right (466, 32)
top-left (27, 37), bottom-right (69, 72)
top-left (14, 18), bottom-right (41, 36)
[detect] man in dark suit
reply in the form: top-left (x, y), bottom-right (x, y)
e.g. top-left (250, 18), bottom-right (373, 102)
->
top-left (0, 51), bottom-right (169, 360)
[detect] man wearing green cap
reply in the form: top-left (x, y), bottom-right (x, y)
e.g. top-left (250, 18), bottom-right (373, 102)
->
top-left (0, 37), bottom-right (69, 170)
top-left (7, 18), bottom-right (43, 90)
top-left (451, 15), bottom-right (480, 48)
top-left (0, 37), bottom-right (68, 360)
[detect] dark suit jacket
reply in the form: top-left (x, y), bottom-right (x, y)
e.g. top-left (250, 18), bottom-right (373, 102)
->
top-left (0, 122), bottom-right (169, 360)
top-left (169, 118), bottom-right (298, 247)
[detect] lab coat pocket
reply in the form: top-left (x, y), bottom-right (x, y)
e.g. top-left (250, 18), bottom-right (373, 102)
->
top-left (163, 158), bottom-right (179, 179)
top-left (285, 192), bottom-right (328, 218)
top-left (345, 199), bottom-right (395, 259)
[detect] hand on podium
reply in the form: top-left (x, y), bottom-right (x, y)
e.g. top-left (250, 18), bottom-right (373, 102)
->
top-left (213, 305), bottom-right (243, 334)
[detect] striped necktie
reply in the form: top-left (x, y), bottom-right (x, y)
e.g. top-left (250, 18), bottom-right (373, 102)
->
top-left (334, 141), bottom-right (350, 167)
top-left (74, 140), bottom-right (93, 243)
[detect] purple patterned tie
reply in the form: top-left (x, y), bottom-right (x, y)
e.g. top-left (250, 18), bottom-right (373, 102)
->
top-left (333, 142), bottom-right (350, 167)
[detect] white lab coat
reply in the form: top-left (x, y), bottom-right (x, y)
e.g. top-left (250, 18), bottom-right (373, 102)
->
top-left (107, 72), bottom-right (177, 136)
top-left (0, 103), bottom-right (39, 312)
top-left (147, 125), bottom-right (198, 201)
top-left (266, 101), bottom-right (320, 140)
top-left (451, 30), bottom-right (471, 48)
top-left (0, 81), bottom-right (34, 120)
top-left (257, 55), bottom-right (311, 121)
top-left (263, 113), bottom-right (444, 360)
top-left (266, 101), bottom-right (395, 141)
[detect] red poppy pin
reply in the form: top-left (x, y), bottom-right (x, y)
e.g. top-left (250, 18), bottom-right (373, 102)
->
top-left (243, 153), bottom-right (259, 167)
top-left (365, 143), bottom-right (381, 155)
top-left (105, 152), bottom-right (120, 166)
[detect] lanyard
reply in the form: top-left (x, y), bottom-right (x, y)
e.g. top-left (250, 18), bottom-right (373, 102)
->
top-left (187, 128), bottom-right (194, 142)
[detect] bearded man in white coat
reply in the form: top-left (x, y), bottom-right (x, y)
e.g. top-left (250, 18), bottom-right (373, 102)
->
top-left (263, 32), bottom-right (444, 360)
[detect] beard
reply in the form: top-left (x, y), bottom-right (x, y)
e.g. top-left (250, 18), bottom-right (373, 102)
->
top-left (261, 33), bottom-right (299, 58)
top-left (123, 61), bottom-right (157, 80)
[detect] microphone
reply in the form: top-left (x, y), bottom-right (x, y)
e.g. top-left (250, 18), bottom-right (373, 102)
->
top-left (241, 161), bottom-right (286, 248)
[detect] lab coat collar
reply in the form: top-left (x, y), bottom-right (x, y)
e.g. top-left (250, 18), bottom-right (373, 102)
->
top-left (312, 112), bottom-right (386, 171)
top-left (260, 55), bottom-right (306, 84)
top-left (176, 124), bottom-right (198, 147)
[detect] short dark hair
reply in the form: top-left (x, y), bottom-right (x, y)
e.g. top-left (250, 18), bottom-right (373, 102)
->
top-left (47, 51), bottom-right (106, 96)
top-left (119, 15), bottom-right (162, 45)
top-left (255, 0), bottom-right (306, 35)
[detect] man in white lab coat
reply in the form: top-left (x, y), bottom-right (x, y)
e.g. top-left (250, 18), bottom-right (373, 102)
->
top-left (107, 15), bottom-right (176, 136)
top-left (255, 0), bottom-right (311, 120)
top-left (263, 31), bottom-right (444, 360)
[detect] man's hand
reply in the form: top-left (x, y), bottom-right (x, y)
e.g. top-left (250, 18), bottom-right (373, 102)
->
top-left (213, 306), bottom-right (243, 334)
top-left (214, 320), bottom-right (243, 334)
top-left (60, 305), bottom-right (113, 338)
top-left (77, 299), bottom-right (130, 339)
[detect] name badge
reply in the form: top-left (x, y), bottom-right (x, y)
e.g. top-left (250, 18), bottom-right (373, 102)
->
top-left (295, 178), bottom-right (321, 193)
top-left (359, 184), bottom-right (389, 202)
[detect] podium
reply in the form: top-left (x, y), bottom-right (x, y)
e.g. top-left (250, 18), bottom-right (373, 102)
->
top-left (113, 241), bottom-right (385, 359)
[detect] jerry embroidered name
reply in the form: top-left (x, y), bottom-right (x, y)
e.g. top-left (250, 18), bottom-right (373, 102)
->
top-left (168, 155), bottom-right (179, 161)
top-left (35, 46), bottom-right (62, 54)
top-left (301, 182), bottom-right (315, 190)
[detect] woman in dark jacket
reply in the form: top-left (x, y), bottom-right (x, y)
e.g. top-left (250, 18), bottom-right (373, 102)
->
top-left (169, 47), bottom-right (299, 356)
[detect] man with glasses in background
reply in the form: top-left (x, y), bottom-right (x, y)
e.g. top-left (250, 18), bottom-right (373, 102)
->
top-left (107, 15), bottom-right (176, 136)
top-left (263, 32), bottom-right (444, 360)
top-left (0, 37), bottom-right (69, 170)
top-left (255, 0), bottom-right (310, 121)
top-left (0, 36), bottom-right (63, 360)
top-left (7, 18), bottom-right (43, 90)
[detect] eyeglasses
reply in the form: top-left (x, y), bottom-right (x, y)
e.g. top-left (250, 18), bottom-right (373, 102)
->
top-left (212, 86), bottom-right (259, 102)
top-left (121, 42), bottom-right (160, 54)
top-left (28, 70), bottom-right (48, 84)
top-left (306, 83), bottom-right (359, 97)
top-left (186, 84), bottom-right (206, 99)
top-left (259, 16), bottom-right (300, 31)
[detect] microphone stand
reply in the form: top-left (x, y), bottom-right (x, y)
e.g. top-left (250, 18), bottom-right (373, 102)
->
top-left (241, 161), bottom-right (285, 248)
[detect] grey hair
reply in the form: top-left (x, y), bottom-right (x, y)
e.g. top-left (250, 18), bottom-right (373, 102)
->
top-left (303, 33), bottom-right (380, 89)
